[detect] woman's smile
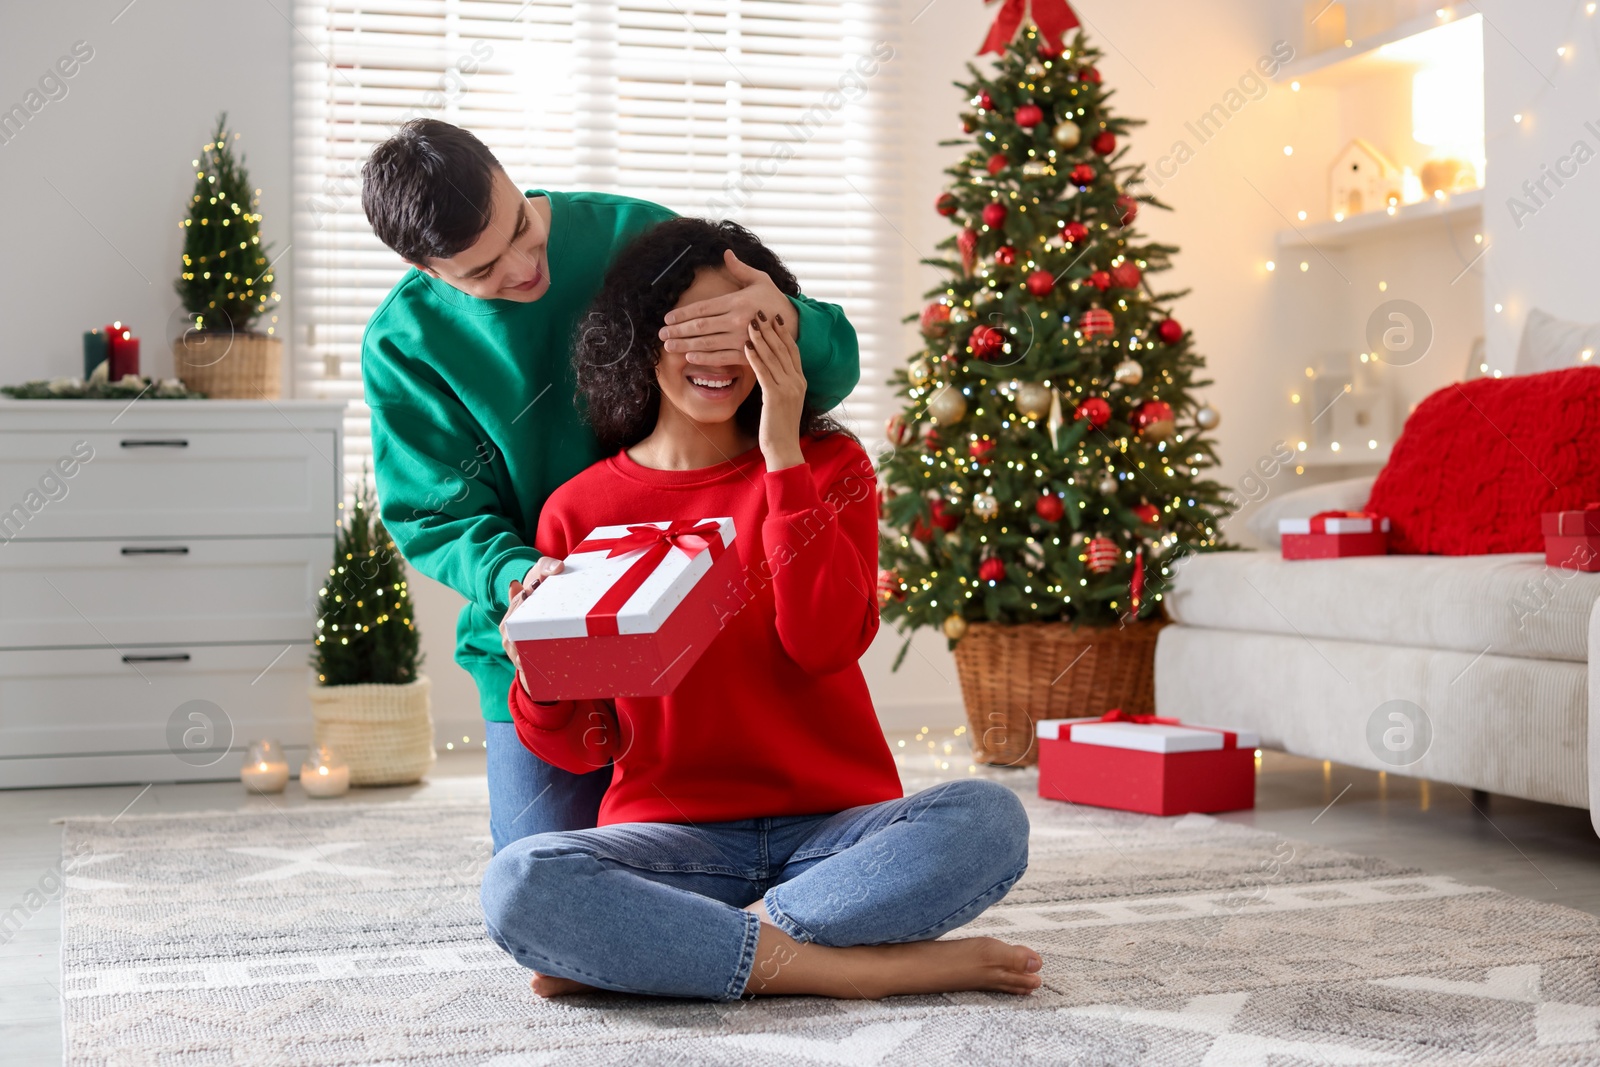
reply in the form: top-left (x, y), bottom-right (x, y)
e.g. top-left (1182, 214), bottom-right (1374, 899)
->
top-left (685, 368), bottom-right (742, 400)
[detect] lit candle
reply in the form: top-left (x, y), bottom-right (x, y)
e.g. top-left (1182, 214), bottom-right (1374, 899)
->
top-left (241, 739), bottom-right (289, 794)
top-left (299, 744), bottom-right (351, 798)
top-left (106, 322), bottom-right (140, 381)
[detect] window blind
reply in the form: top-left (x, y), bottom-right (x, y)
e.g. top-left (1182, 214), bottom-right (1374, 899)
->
top-left (291, 0), bottom-right (902, 488)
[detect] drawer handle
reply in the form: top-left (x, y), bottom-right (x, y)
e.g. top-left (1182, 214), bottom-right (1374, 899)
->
top-left (120, 546), bottom-right (190, 556)
top-left (120, 439), bottom-right (189, 449)
top-left (121, 653), bottom-right (191, 664)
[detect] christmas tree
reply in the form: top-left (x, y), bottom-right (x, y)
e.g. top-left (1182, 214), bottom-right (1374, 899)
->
top-left (313, 475), bottom-right (423, 687)
top-left (877, 16), bottom-right (1229, 648)
top-left (175, 113), bottom-right (281, 334)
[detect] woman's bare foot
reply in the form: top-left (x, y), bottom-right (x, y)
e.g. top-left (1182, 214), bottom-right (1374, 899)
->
top-left (743, 925), bottom-right (1042, 1000)
top-left (530, 972), bottom-right (601, 998)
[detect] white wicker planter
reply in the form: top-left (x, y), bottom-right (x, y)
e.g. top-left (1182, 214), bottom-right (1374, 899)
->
top-left (308, 676), bottom-right (435, 786)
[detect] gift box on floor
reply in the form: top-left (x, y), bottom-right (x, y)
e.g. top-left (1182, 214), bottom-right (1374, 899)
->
top-left (1036, 709), bottom-right (1259, 816)
top-left (505, 518), bottom-right (739, 700)
top-left (1541, 506), bottom-right (1600, 572)
top-left (1279, 510), bottom-right (1390, 560)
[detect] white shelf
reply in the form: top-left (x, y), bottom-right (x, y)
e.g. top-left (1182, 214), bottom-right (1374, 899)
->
top-left (1276, 188), bottom-right (1482, 249)
top-left (1276, 6), bottom-right (1478, 85)
top-left (1294, 444), bottom-right (1392, 469)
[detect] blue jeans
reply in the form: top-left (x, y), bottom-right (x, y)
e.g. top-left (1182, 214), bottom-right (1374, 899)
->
top-left (484, 719), bottom-right (613, 853)
top-left (479, 778), bottom-right (1030, 1000)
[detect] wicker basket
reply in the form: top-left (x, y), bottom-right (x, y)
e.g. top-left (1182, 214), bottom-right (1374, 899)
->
top-left (172, 331), bottom-right (282, 399)
top-left (309, 676), bottom-right (435, 786)
top-left (952, 619), bottom-right (1167, 767)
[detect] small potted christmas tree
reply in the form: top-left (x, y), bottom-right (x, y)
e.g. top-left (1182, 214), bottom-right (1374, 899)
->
top-left (309, 476), bottom-right (434, 786)
top-left (877, 16), bottom-right (1229, 767)
top-left (172, 113), bottom-right (283, 397)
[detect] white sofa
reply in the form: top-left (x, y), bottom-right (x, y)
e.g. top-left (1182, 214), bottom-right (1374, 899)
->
top-left (1154, 476), bottom-right (1600, 835)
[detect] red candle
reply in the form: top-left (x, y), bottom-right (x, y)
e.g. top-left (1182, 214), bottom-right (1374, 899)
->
top-left (106, 322), bottom-right (140, 381)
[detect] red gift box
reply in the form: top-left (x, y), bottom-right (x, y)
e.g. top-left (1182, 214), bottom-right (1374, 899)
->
top-left (1279, 510), bottom-right (1389, 560)
top-left (1541, 505), bottom-right (1600, 572)
top-left (1036, 709), bottom-right (1259, 816)
top-left (505, 517), bottom-right (740, 700)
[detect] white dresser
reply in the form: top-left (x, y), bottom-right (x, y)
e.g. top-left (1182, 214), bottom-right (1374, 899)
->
top-left (0, 399), bottom-right (345, 787)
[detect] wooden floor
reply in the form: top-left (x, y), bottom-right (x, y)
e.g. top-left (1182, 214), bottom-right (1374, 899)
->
top-left (4, 736), bottom-right (1597, 1063)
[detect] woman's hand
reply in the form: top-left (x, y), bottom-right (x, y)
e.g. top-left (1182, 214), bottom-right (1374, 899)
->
top-left (745, 310), bottom-right (806, 471)
top-left (499, 556), bottom-right (564, 696)
top-left (658, 250), bottom-right (797, 364)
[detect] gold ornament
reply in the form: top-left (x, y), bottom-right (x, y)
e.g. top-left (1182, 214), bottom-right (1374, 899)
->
top-left (1112, 359), bottom-right (1144, 387)
top-left (1052, 120), bottom-right (1081, 149)
top-left (1196, 404), bottom-right (1221, 430)
top-left (1015, 381), bottom-right (1053, 420)
top-left (1024, 61), bottom-right (1046, 78)
top-left (927, 384), bottom-right (968, 423)
top-left (1097, 472), bottom-right (1118, 495)
top-left (942, 613), bottom-right (969, 640)
top-left (972, 491), bottom-right (999, 519)
top-left (908, 358), bottom-right (932, 386)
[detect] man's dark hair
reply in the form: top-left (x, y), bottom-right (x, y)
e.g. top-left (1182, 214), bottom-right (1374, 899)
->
top-left (362, 119), bottom-right (502, 264)
top-left (572, 216), bottom-right (854, 452)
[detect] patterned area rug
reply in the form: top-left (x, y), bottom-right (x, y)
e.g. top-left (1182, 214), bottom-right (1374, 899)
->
top-left (59, 770), bottom-right (1600, 1066)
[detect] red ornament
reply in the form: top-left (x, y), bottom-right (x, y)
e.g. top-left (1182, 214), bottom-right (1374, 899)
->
top-left (958, 227), bottom-right (979, 275)
top-left (981, 202), bottom-right (1008, 228)
top-left (1110, 262), bottom-right (1142, 289)
top-left (885, 412), bottom-right (914, 445)
top-left (1091, 130), bottom-right (1117, 156)
top-left (1080, 66), bottom-right (1102, 84)
top-left (1015, 103), bottom-right (1044, 128)
top-left (978, 90), bottom-right (995, 111)
top-left (1117, 195), bottom-right (1139, 226)
top-left (1080, 306), bottom-right (1115, 338)
top-left (979, 557), bottom-right (1007, 583)
top-left (910, 516), bottom-right (934, 542)
top-left (877, 568), bottom-right (905, 604)
top-left (1132, 502), bottom-right (1161, 525)
top-left (1070, 163), bottom-right (1096, 186)
top-left (1131, 400), bottom-right (1176, 440)
top-left (924, 426), bottom-right (942, 451)
top-left (1034, 493), bottom-right (1065, 522)
top-left (994, 244), bottom-right (1017, 266)
top-left (1085, 535), bottom-right (1119, 574)
top-left (986, 152), bottom-right (1009, 176)
top-left (1157, 318), bottom-right (1184, 344)
top-left (969, 324), bottom-right (1007, 361)
top-left (920, 301), bottom-right (951, 335)
top-left (1063, 220), bottom-right (1089, 245)
top-left (930, 498), bottom-right (960, 532)
top-left (1087, 270), bottom-right (1112, 291)
top-left (1036, 37), bottom-right (1060, 60)
top-left (1025, 269), bottom-right (1055, 297)
top-left (1074, 396), bottom-right (1112, 428)
top-left (935, 192), bottom-right (959, 217)
top-left (969, 438), bottom-right (996, 462)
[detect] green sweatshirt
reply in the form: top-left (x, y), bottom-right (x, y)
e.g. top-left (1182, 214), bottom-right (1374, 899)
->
top-left (362, 190), bottom-right (861, 722)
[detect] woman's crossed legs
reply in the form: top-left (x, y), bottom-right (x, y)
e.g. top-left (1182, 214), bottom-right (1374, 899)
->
top-left (479, 778), bottom-right (1039, 1000)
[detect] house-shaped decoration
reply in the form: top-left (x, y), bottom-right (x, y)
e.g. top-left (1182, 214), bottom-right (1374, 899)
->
top-left (1329, 139), bottom-right (1400, 219)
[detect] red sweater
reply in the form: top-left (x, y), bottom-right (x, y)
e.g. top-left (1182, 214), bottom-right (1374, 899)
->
top-left (508, 432), bottom-right (903, 826)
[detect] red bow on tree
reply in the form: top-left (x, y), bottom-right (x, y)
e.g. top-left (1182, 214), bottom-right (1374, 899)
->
top-left (979, 0), bottom-right (1081, 55)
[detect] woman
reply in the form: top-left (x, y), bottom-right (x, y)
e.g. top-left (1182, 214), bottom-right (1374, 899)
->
top-left (482, 217), bottom-right (1040, 1001)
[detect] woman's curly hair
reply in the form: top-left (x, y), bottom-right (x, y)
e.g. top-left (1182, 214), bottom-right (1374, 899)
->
top-left (572, 216), bottom-right (853, 452)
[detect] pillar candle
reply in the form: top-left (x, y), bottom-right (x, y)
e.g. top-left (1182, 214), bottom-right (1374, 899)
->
top-left (107, 324), bottom-right (140, 381)
top-left (82, 329), bottom-right (109, 379)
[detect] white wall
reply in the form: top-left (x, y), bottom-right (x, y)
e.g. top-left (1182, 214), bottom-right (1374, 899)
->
top-left (1476, 0), bottom-right (1600, 366)
top-left (0, 4), bottom-right (293, 385)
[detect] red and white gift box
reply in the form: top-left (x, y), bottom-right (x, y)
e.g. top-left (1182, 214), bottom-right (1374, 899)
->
top-left (505, 518), bottom-right (740, 700)
top-left (1541, 505), bottom-right (1600, 572)
top-left (1036, 709), bottom-right (1259, 816)
top-left (1279, 510), bottom-right (1390, 560)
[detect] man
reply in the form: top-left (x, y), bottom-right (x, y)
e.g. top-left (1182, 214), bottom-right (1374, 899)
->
top-left (360, 120), bottom-right (862, 853)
